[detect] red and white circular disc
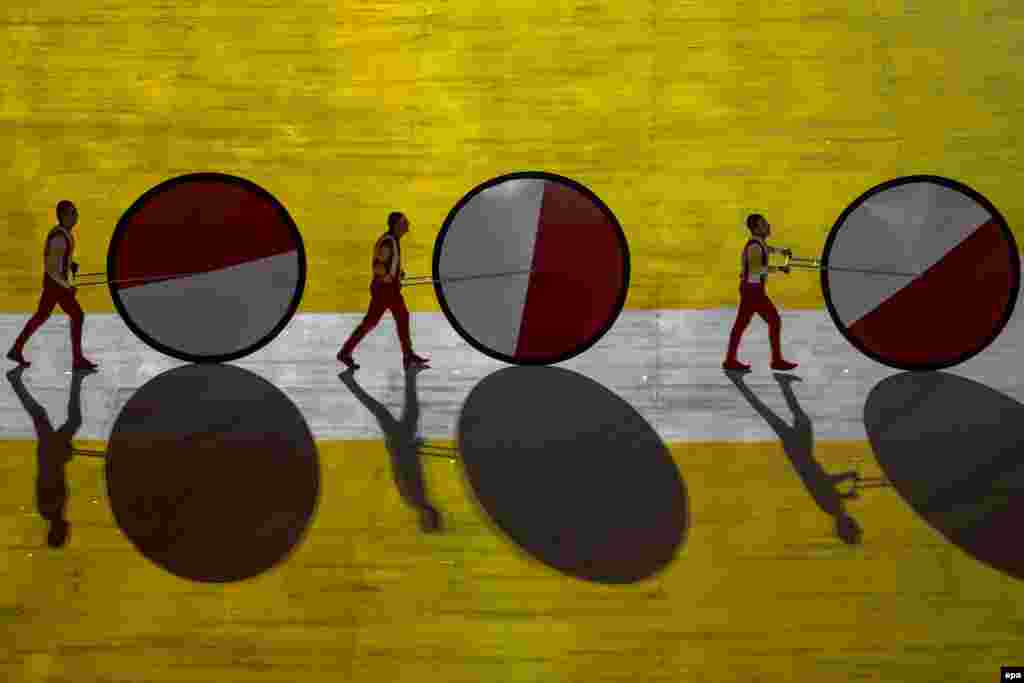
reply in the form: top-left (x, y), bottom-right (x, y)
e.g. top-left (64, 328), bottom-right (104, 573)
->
top-left (822, 175), bottom-right (1019, 371)
top-left (109, 173), bottom-right (306, 363)
top-left (433, 172), bottom-right (630, 365)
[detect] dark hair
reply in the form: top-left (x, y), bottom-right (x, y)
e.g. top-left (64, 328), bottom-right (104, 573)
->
top-left (387, 211), bottom-right (405, 233)
top-left (746, 213), bottom-right (765, 232)
top-left (56, 200), bottom-right (75, 222)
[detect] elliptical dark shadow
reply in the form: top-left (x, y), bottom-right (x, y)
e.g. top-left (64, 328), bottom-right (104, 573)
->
top-left (105, 364), bottom-right (320, 583)
top-left (864, 371), bottom-right (1024, 580)
top-left (725, 370), bottom-right (864, 544)
top-left (339, 366), bottom-right (442, 532)
top-left (457, 366), bottom-right (687, 584)
top-left (6, 365), bottom-right (97, 548)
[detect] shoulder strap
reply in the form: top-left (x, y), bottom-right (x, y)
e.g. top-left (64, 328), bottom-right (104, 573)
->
top-left (374, 234), bottom-right (396, 256)
top-left (742, 239), bottom-right (767, 281)
top-left (45, 227), bottom-right (73, 278)
top-left (46, 226), bottom-right (73, 253)
top-left (373, 233), bottom-right (398, 277)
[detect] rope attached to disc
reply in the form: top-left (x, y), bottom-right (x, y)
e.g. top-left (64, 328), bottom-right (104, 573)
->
top-left (782, 251), bottom-right (919, 278)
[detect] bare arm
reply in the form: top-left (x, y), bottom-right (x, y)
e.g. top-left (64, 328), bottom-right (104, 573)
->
top-left (374, 243), bottom-right (395, 282)
top-left (46, 237), bottom-right (73, 289)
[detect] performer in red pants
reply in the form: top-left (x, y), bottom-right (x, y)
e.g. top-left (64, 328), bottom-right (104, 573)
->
top-left (723, 213), bottom-right (798, 372)
top-left (7, 200), bottom-right (98, 370)
top-left (338, 211), bottom-right (429, 370)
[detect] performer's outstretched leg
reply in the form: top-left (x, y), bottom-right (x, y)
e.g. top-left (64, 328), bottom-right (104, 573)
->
top-left (391, 294), bottom-right (428, 368)
top-left (8, 279), bottom-right (60, 366)
top-left (338, 287), bottom-right (390, 368)
top-left (759, 297), bottom-right (797, 371)
top-left (59, 295), bottom-right (96, 369)
top-left (724, 287), bottom-right (756, 371)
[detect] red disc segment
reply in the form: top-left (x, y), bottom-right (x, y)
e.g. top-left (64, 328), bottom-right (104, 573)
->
top-left (846, 218), bottom-right (1015, 365)
top-left (514, 181), bottom-right (625, 360)
top-left (115, 180), bottom-right (298, 287)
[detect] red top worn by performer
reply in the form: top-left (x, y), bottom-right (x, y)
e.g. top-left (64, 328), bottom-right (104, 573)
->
top-left (723, 213), bottom-right (798, 373)
top-left (7, 201), bottom-right (98, 371)
top-left (337, 211), bottom-right (430, 371)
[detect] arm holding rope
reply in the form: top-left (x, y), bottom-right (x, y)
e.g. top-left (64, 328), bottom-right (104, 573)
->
top-left (374, 242), bottom-right (396, 283)
top-left (749, 244), bottom-right (790, 276)
top-left (46, 238), bottom-right (75, 290)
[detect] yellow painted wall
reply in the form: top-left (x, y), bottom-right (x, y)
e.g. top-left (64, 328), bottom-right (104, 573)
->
top-left (2, 0), bottom-right (1020, 314)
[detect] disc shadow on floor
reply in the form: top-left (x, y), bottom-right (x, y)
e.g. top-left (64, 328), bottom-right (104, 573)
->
top-left (456, 366), bottom-right (687, 584)
top-left (105, 363), bottom-right (320, 583)
top-left (725, 370), bottom-right (865, 544)
top-left (864, 371), bottom-right (1024, 580)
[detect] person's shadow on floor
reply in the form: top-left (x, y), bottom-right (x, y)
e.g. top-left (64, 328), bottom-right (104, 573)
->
top-left (724, 369), bottom-right (867, 545)
top-left (339, 366), bottom-right (442, 532)
top-left (6, 365), bottom-right (97, 548)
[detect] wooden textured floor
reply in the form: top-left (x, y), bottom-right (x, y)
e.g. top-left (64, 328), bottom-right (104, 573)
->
top-left (2, 0), bottom-right (1023, 313)
top-left (3, 1), bottom-right (1024, 682)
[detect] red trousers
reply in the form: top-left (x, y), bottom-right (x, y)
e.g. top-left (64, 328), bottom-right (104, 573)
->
top-left (340, 280), bottom-right (413, 358)
top-left (725, 282), bottom-right (784, 362)
top-left (12, 275), bottom-right (86, 360)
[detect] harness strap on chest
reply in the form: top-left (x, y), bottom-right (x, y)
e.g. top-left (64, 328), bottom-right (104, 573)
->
top-left (742, 239), bottom-right (767, 284)
top-left (45, 227), bottom-right (74, 279)
top-left (373, 233), bottom-right (399, 278)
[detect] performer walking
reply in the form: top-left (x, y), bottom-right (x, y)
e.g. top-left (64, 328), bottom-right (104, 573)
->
top-left (723, 213), bottom-right (798, 372)
top-left (338, 211), bottom-right (429, 370)
top-left (7, 200), bottom-right (98, 370)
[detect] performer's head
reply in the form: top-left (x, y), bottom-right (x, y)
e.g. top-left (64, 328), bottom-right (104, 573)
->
top-left (746, 213), bottom-right (769, 239)
top-left (388, 211), bottom-right (410, 238)
top-left (56, 200), bottom-right (78, 229)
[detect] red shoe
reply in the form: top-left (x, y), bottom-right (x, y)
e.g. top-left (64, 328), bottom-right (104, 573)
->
top-left (6, 349), bottom-right (29, 366)
top-left (722, 359), bottom-right (751, 372)
top-left (337, 351), bottom-right (360, 370)
top-left (72, 358), bottom-right (98, 371)
top-left (770, 359), bottom-right (798, 371)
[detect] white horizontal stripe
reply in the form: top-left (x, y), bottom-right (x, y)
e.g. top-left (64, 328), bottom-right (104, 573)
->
top-left (1, 295), bottom-right (1021, 443)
